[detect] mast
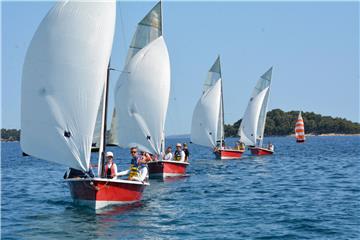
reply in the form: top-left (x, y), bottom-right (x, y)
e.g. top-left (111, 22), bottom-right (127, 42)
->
top-left (98, 62), bottom-right (111, 177)
top-left (218, 56), bottom-right (225, 148)
top-left (160, 0), bottom-right (165, 156)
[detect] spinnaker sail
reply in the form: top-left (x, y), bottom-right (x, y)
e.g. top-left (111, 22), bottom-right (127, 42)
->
top-left (20, 1), bottom-right (116, 171)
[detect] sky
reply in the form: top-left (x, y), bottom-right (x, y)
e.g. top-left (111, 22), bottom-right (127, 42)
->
top-left (1, 1), bottom-right (359, 135)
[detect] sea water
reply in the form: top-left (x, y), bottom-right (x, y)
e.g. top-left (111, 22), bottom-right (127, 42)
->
top-left (1, 136), bottom-right (360, 239)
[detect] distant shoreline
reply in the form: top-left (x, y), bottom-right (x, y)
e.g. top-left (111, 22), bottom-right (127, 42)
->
top-left (287, 133), bottom-right (360, 137)
top-left (2, 133), bottom-right (360, 143)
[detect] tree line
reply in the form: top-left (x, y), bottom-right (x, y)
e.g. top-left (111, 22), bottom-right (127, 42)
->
top-left (224, 109), bottom-right (360, 137)
top-left (1, 129), bottom-right (20, 141)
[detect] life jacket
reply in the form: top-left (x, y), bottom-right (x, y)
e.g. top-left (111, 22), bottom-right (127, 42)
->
top-left (240, 143), bottom-right (245, 151)
top-left (174, 150), bottom-right (182, 161)
top-left (128, 155), bottom-right (144, 180)
top-left (105, 163), bottom-right (116, 179)
top-left (128, 164), bottom-right (139, 180)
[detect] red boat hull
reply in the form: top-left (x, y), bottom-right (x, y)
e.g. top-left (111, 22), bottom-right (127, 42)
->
top-left (249, 147), bottom-right (274, 156)
top-left (147, 160), bottom-right (189, 178)
top-left (66, 178), bottom-right (148, 209)
top-left (214, 149), bottom-right (244, 159)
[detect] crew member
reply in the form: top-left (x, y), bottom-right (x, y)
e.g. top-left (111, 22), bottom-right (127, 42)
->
top-left (173, 143), bottom-right (185, 162)
top-left (163, 146), bottom-right (173, 160)
top-left (117, 147), bottom-right (150, 182)
top-left (234, 141), bottom-right (245, 151)
top-left (268, 142), bottom-right (274, 151)
top-left (104, 151), bottom-right (117, 179)
top-left (234, 141), bottom-right (241, 150)
top-left (183, 143), bottom-right (190, 161)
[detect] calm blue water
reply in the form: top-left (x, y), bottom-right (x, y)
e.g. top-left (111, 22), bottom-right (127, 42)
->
top-left (1, 136), bottom-right (360, 239)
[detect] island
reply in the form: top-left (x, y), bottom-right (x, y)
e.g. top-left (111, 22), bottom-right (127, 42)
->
top-left (224, 109), bottom-right (360, 137)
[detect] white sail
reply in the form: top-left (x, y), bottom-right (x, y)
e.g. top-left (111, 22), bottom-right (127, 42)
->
top-left (108, 109), bottom-right (119, 145)
top-left (191, 57), bottom-right (223, 148)
top-left (125, 1), bottom-right (162, 66)
top-left (255, 68), bottom-right (272, 145)
top-left (92, 89), bottom-right (104, 149)
top-left (239, 67), bottom-right (273, 146)
top-left (112, 2), bottom-right (170, 155)
top-left (20, 1), bottom-right (116, 171)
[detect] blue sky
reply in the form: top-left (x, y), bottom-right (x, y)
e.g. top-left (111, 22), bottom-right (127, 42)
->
top-left (2, 1), bottom-right (359, 135)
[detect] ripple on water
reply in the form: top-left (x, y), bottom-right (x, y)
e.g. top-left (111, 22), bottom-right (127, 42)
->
top-left (2, 137), bottom-right (360, 239)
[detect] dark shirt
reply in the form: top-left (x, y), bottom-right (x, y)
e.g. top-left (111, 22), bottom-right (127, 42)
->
top-left (184, 148), bottom-right (190, 159)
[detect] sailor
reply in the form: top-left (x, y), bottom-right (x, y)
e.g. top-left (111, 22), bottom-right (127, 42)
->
top-left (268, 142), bottom-right (274, 151)
top-left (173, 143), bottom-right (185, 162)
top-left (234, 141), bottom-right (241, 150)
top-left (234, 141), bottom-right (245, 151)
top-left (240, 141), bottom-right (245, 151)
top-left (128, 147), bottom-right (150, 182)
top-left (104, 151), bottom-right (117, 179)
top-left (183, 143), bottom-right (190, 161)
top-left (163, 146), bottom-right (173, 160)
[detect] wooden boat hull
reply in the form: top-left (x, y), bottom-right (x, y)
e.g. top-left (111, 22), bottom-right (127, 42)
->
top-left (66, 178), bottom-right (148, 209)
top-left (214, 149), bottom-right (244, 159)
top-left (147, 160), bottom-right (189, 178)
top-left (249, 147), bottom-right (274, 156)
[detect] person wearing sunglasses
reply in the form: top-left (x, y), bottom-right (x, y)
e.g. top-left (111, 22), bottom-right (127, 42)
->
top-left (116, 147), bottom-right (150, 182)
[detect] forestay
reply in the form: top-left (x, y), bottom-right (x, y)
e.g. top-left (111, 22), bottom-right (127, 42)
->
top-left (239, 67), bottom-right (272, 146)
top-left (191, 57), bottom-right (224, 148)
top-left (111, 2), bottom-right (170, 155)
top-left (20, 1), bottom-right (116, 171)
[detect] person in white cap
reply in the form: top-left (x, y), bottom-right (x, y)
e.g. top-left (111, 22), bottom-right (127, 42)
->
top-left (104, 151), bottom-right (118, 179)
top-left (163, 146), bottom-right (173, 160)
top-left (173, 143), bottom-right (185, 162)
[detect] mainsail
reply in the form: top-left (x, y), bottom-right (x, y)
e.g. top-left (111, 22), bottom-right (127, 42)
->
top-left (295, 111), bottom-right (305, 141)
top-left (191, 56), bottom-right (224, 148)
top-left (238, 67), bottom-right (273, 146)
top-left (111, 1), bottom-right (170, 155)
top-left (20, 1), bottom-right (116, 171)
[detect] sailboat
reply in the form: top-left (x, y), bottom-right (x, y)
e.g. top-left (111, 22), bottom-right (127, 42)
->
top-left (110, 2), bottom-right (187, 179)
top-left (191, 57), bottom-right (244, 159)
top-left (21, 1), bottom-right (148, 210)
top-left (238, 67), bottom-right (274, 156)
top-left (295, 111), bottom-right (306, 143)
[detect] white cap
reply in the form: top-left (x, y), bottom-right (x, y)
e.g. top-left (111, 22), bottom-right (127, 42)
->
top-left (106, 151), bottom-right (113, 158)
top-left (176, 143), bottom-right (182, 147)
